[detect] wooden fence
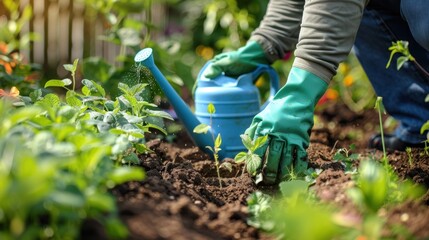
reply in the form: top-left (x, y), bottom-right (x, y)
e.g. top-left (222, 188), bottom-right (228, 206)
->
top-left (16, 0), bottom-right (166, 77)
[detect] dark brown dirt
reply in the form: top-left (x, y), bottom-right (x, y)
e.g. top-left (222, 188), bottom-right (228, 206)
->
top-left (88, 102), bottom-right (429, 240)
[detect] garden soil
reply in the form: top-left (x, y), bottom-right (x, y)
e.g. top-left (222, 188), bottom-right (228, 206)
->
top-left (82, 102), bottom-right (429, 240)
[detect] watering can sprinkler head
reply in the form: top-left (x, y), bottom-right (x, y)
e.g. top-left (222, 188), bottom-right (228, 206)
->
top-left (134, 48), bottom-right (155, 67)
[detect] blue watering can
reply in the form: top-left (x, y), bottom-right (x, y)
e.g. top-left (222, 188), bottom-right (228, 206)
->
top-left (134, 48), bottom-right (280, 159)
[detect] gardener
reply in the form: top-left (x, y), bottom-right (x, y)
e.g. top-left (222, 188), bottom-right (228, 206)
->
top-left (203, 0), bottom-right (429, 184)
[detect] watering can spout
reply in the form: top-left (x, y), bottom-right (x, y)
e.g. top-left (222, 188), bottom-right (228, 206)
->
top-left (134, 48), bottom-right (214, 151)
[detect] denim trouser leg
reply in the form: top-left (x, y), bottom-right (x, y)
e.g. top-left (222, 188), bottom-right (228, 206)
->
top-left (353, 5), bottom-right (429, 144)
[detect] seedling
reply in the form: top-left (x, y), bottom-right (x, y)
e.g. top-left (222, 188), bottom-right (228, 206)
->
top-left (193, 103), bottom-right (230, 188)
top-left (234, 134), bottom-right (268, 178)
top-left (405, 147), bottom-right (413, 167)
top-left (333, 144), bottom-right (359, 173)
top-left (374, 96), bottom-right (388, 165)
top-left (386, 40), bottom-right (415, 70)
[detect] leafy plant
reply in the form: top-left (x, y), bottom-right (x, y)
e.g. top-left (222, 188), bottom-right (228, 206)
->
top-left (348, 160), bottom-right (424, 214)
top-left (0, 98), bottom-right (145, 239)
top-left (193, 103), bottom-right (230, 188)
top-left (386, 40), bottom-right (415, 70)
top-left (333, 144), bottom-right (359, 173)
top-left (234, 134), bottom-right (268, 181)
top-left (0, 58), bottom-right (174, 238)
top-left (246, 191), bottom-right (273, 230)
top-left (43, 59), bottom-right (173, 164)
top-left (251, 180), bottom-right (350, 240)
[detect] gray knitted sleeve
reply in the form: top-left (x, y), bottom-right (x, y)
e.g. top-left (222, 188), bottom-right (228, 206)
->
top-left (250, 0), bottom-right (367, 83)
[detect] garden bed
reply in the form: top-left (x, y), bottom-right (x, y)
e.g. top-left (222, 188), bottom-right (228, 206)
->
top-left (85, 102), bottom-right (429, 240)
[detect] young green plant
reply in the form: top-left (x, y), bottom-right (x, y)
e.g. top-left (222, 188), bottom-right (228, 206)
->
top-left (333, 144), bottom-right (359, 173)
top-left (234, 134), bottom-right (268, 183)
top-left (374, 96), bottom-right (388, 165)
top-left (193, 103), bottom-right (230, 188)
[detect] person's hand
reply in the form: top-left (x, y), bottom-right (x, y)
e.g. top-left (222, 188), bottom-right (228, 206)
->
top-left (203, 41), bottom-right (269, 78)
top-left (245, 67), bottom-right (328, 185)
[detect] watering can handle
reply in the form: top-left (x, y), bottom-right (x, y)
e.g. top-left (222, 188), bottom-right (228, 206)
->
top-left (240, 64), bottom-right (280, 110)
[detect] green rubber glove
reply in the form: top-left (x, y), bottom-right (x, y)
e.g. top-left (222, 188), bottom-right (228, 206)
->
top-left (245, 67), bottom-right (328, 185)
top-left (203, 41), bottom-right (269, 78)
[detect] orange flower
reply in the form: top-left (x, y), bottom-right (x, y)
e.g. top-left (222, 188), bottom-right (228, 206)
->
top-left (325, 88), bottom-right (339, 100)
top-left (0, 42), bottom-right (8, 54)
top-left (317, 88), bottom-right (339, 106)
top-left (0, 60), bottom-right (13, 74)
top-left (0, 86), bottom-right (20, 99)
top-left (343, 74), bottom-right (354, 87)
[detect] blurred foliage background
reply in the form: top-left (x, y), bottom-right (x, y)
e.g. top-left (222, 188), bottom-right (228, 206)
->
top-left (0, 0), bottom-right (375, 112)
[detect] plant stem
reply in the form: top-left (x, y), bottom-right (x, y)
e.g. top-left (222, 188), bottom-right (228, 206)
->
top-left (376, 99), bottom-right (388, 165)
top-left (210, 113), bottom-right (222, 188)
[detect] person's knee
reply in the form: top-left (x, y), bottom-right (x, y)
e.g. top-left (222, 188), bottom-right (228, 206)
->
top-left (401, 0), bottom-right (429, 50)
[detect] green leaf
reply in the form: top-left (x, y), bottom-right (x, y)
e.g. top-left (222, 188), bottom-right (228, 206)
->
top-left (425, 94), bottom-right (429, 102)
top-left (41, 93), bottom-right (61, 108)
top-left (64, 58), bottom-right (79, 72)
top-left (145, 109), bottom-right (174, 121)
top-left (240, 134), bottom-right (253, 152)
top-left (396, 56), bottom-right (408, 70)
top-left (82, 79), bottom-right (106, 97)
top-left (220, 162), bottom-right (233, 172)
top-left (123, 152), bottom-right (140, 164)
top-left (63, 64), bottom-right (74, 72)
top-left (62, 78), bottom-right (72, 86)
top-left (82, 86), bottom-right (91, 96)
top-left (247, 154), bottom-right (262, 175)
top-left (44, 79), bottom-right (67, 88)
top-left (143, 123), bottom-right (167, 135)
top-left (110, 128), bottom-right (126, 135)
top-left (420, 121), bottom-right (429, 134)
top-left (66, 91), bottom-right (82, 107)
top-left (135, 143), bottom-right (151, 154)
top-left (234, 152), bottom-right (247, 163)
top-left (109, 167), bottom-right (145, 184)
top-left (206, 146), bottom-right (214, 152)
top-left (129, 131), bottom-right (145, 139)
top-left (333, 152), bottom-right (345, 161)
top-left (29, 89), bottom-right (42, 102)
top-left (207, 103), bottom-right (215, 114)
top-left (193, 123), bottom-right (210, 134)
top-left (253, 135), bottom-right (268, 152)
top-left (215, 133), bottom-right (222, 148)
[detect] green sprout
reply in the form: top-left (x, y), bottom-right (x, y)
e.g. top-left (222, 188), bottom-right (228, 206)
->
top-left (386, 40), bottom-right (415, 70)
top-left (405, 147), bottom-right (413, 167)
top-left (374, 96), bottom-right (388, 165)
top-left (234, 134), bottom-right (268, 180)
top-left (333, 144), bottom-right (359, 174)
top-left (193, 103), bottom-right (230, 188)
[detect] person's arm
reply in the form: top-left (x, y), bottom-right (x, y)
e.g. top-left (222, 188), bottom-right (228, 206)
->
top-left (294, 0), bottom-right (367, 83)
top-left (251, 0), bottom-right (368, 83)
top-left (250, 0), bottom-right (305, 63)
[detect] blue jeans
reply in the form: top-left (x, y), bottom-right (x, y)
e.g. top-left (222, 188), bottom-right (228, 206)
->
top-left (353, 0), bottom-right (429, 144)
